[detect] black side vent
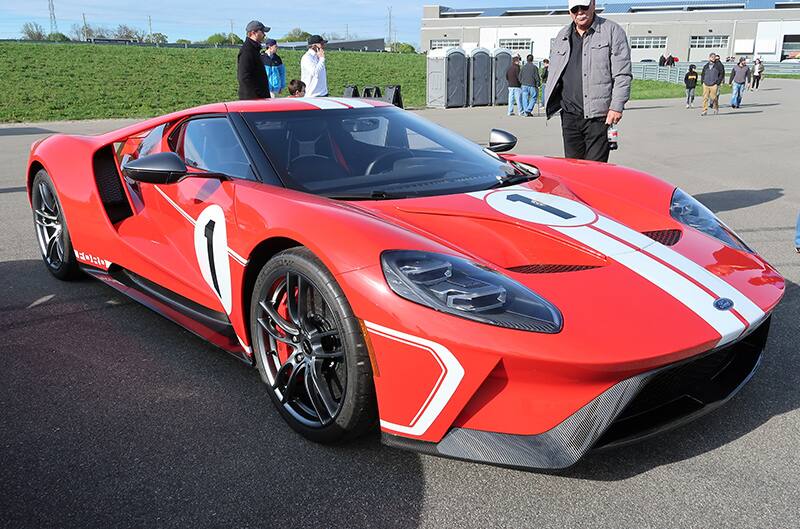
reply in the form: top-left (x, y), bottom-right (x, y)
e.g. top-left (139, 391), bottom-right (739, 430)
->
top-left (642, 229), bottom-right (681, 246)
top-left (507, 264), bottom-right (601, 274)
top-left (92, 146), bottom-right (133, 224)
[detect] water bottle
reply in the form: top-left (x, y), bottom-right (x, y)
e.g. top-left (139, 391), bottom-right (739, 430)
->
top-left (607, 125), bottom-right (619, 151)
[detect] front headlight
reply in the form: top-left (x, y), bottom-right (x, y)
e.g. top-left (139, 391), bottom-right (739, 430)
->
top-left (669, 188), bottom-right (752, 252)
top-left (381, 250), bottom-right (562, 333)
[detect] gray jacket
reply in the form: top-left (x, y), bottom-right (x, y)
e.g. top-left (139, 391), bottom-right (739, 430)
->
top-left (544, 16), bottom-right (632, 119)
top-left (519, 62), bottom-right (541, 87)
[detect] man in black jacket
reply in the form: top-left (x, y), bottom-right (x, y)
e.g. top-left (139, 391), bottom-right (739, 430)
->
top-left (237, 20), bottom-right (270, 100)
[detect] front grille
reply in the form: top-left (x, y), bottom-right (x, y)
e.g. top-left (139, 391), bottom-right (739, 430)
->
top-left (507, 264), bottom-right (601, 274)
top-left (642, 229), bottom-right (682, 246)
top-left (595, 317), bottom-right (771, 448)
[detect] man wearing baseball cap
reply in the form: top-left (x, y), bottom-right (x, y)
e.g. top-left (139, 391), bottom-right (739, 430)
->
top-left (237, 20), bottom-right (271, 100)
top-left (301, 35), bottom-right (329, 97)
top-left (261, 38), bottom-right (286, 98)
top-left (544, 0), bottom-right (631, 162)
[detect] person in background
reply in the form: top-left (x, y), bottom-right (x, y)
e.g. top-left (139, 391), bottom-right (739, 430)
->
top-left (684, 64), bottom-right (698, 108)
top-left (659, 54), bottom-right (667, 67)
top-left (301, 35), bottom-right (328, 97)
top-left (506, 53), bottom-right (523, 116)
top-left (729, 57), bottom-right (751, 109)
top-left (795, 213), bottom-right (800, 253)
top-left (700, 52), bottom-right (725, 115)
top-left (287, 79), bottom-right (306, 97)
top-left (751, 58), bottom-right (765, 91)
top-left (665, 54), bottom-right (675, 66)
top-left (541, 58), bottom-right (549, 100)
top-left (237, 20), bottom-right (271, 100)
top-left (261, 38), bottom-right (286, 98)
top-left (519, 54), bottom-right (541, 117)
top-left (544, 0), bottom-right (632, 162)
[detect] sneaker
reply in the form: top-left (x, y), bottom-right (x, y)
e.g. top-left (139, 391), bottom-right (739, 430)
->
top-left (701, 110), bottom-right (707, 116)
top-left (796, 247), bottom-right (800, 254)
top-left (686, 104), bottom-right (690, 108)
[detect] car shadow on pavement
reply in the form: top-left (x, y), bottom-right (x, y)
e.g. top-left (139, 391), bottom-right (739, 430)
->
top-left (0, 260), bottom-right (425, 529)
top-left (562, 278), bottom-right (800, 481)
top-left (694, 188), bottom-right (784, 213)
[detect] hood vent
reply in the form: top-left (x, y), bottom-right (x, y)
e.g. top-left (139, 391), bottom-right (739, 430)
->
top-left (507, 264), bottom-right (601, 274)
top-left (642, 229), bottom-right (681, 246)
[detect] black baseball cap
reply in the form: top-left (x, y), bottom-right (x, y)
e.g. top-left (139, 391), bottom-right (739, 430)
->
top-left (307, 34), bottom-right (327, 45)
top-left (246, 20), bottom-right (269, 33)
top-left (265, 38), bottom-right (277, 47)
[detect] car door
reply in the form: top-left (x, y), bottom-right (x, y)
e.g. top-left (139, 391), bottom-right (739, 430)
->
top-left (147, 114), bottom-right (257, 314)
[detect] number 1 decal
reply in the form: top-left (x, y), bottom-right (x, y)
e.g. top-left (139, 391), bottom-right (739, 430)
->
top-left (194, 205), bottom-right (233, 314)
top-left (506, 193), bottom-right (576, 220)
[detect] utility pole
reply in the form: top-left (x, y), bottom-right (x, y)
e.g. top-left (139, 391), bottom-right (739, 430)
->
top-left (345, 24), bottom-right (349, 40)
top-left (82, 12), bottom-right (88, 41)
top-left (230, 19), bottom-right (234, 45)
top-left (147, 15), bottom-right (152, 41)
top-left (387, 6), bottom-right (392, 51)
top-left (48, 0), bottom-right (58, 35)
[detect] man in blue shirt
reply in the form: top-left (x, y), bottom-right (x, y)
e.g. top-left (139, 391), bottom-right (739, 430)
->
top-left (261, 38), bottom-right (286, 98)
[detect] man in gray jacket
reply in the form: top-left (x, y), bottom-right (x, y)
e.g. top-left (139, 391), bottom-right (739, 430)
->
top-left (520, 55), bottom-right (541, 117)
top-left (544, 0), bottom-right (631, 162)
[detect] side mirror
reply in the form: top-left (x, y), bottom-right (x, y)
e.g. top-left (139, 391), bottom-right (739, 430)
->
top-left (488, 129), bottom-right (517, 153)
top-left (122, 152), bottom-right (189, 184)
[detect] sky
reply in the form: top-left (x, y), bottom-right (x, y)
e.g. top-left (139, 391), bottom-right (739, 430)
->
top-left (0, 0), bottom-right (619, 47)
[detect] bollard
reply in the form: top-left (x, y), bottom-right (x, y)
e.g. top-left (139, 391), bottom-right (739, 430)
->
top-left (384, 85), bottom-right (404, 108)
top-left (343, 85), bottom-right (360, 98)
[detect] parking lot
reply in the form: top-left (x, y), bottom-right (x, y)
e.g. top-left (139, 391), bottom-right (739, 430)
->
top-left (1, 80), bottom-right (798, 529)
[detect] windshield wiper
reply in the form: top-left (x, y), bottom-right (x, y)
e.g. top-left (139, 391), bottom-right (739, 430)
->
top-left (489, 162), bottom-right (541, 188)
top-left (323, 190), bottom-right (408, 201)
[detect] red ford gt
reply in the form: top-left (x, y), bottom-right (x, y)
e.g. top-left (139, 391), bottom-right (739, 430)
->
top-left (26, 97), bottom-right (784, 470)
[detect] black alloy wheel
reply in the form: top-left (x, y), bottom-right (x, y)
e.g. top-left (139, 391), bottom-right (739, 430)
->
top-left (31, 170), bottom-right (80, 280)
top-left (250, 247), bottom-right (377, 443)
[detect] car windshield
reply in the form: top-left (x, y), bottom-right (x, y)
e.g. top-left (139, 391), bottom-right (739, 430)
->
top-left (242, 107), bottom-right (518, 199)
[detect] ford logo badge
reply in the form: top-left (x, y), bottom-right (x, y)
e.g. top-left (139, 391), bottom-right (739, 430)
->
top-left (714, 298), bottom-right (734, 311)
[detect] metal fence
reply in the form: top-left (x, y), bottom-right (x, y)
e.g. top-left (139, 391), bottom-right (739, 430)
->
top-left (632, 62), bottom-right (800, 84)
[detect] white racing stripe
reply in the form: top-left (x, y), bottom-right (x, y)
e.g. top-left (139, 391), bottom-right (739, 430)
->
top-left (593, 215), bottom-right (765, 324)
top-left (292, 97), bottom-right (350, 110)
top-left (325, 97), bottom-right (375, 108)
top-left (365, 321), bottom-right (464, 437)
top-left (558, 226), bottom-right (746, 346)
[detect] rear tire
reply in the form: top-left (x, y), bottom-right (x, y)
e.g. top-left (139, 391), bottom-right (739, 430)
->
top-left (31, 170), bottom-right (81, 280)
top-left (249, 247), bottom-right (377, 444)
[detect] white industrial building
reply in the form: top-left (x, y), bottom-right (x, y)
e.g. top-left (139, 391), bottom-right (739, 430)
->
top-left (421, 0), bottom-right (800, 63)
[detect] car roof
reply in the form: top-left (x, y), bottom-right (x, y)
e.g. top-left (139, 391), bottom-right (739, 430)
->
top-left (224, 97), bottom-right (393, 113)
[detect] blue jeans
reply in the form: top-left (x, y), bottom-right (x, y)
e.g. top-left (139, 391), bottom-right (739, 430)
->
top-left (795, 213), bottom-right (800, 248)
top-left (731, 82), bottom-right (745, 107)
top-left (521, 85), bottom-right (538, 113)
top-left (507, 87), bottom-right (522, 115)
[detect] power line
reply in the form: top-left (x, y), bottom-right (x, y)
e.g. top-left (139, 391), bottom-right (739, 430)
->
top-left (48, 0), bottom-right (58, 34)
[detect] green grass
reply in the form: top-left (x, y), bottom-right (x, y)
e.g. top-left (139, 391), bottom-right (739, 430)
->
top-left (0, 42), bottom-right (727, 122)
top-left (766, 74), bottom-right (800, 79)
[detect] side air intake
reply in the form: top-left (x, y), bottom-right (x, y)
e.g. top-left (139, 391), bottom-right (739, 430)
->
top-left (92, 146), bottom-right (133, 224)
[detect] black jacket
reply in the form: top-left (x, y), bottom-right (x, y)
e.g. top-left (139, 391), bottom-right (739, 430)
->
top-left (701, 61), bottom-right (725, 86)
top-left (684, 70), bottom-right (698, 89)
top-left (237, 38), bottom-right (270, 100)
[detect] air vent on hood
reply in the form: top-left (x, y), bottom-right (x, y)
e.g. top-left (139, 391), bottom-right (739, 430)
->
top-left (507, 264), bottom-right (601, 274)
top-left (642, 229), bottom-right (681, 246)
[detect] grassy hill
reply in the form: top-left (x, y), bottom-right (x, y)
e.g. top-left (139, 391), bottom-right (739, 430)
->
top-left (0, 42), bottom-right (704, 123)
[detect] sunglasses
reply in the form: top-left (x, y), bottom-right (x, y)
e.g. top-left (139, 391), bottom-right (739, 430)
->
top-left (570, 4), bottom-right (590, 13)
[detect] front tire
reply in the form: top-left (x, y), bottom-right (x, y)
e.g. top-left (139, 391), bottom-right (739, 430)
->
top-left (250, 247), bottom-right (377, 444)
top-left (31, 170), bottom-right (80, 280)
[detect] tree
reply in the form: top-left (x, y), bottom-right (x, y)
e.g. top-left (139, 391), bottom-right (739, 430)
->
top-left (227, 33), bottom-right (243, 45)
top-left (392, 42), bottom-right (416, 54)
top-left (114, 24), bottom-right (145, 41)
top-left (144, 32), bottom-right (168, 45)
top-left (280, 28), bottom-right (311, 43)
top-left (205, 33), bottom-right (229, 46)
top-left (175, 39), bottom-right (191, 45)
top-left (322, 32), bottom-right (342, 42)
top-left (47, 32), bottom-right (70, 42)
top-left (21, 22), bottom-right (46, 41)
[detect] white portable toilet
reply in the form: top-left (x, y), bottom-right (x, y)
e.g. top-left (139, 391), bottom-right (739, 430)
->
top-left (468, 47), bottom-right (492, 107)
top-left (426, 47), bottom-right (467, 108)
top-left (492, 48), bottom-right (513, 106)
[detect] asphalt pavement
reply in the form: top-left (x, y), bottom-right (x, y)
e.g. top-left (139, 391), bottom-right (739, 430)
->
top-left (1, 81), bottom-right (799, 529)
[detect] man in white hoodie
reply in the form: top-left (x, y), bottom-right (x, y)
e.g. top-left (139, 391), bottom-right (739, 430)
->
top-left (301, 34), bottom-right (328, 97)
